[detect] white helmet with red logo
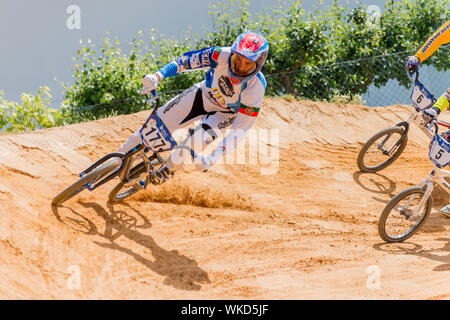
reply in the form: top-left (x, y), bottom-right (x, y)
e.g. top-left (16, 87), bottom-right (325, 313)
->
top-left (228, 31), bottom-right (269, 85)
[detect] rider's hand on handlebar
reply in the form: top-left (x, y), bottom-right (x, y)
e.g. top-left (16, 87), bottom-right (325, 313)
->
top-left (422, 107), bottom-right (440, 123)
top-left (406, 56), bottom-right (421, 75)
top-left (141, 72), bottom-right (162, 95)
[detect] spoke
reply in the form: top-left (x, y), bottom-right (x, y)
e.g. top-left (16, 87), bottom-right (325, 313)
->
top-left (364, 132), bottom-right (403, 168)
top-left (384, 191), bottom-right (428, 240)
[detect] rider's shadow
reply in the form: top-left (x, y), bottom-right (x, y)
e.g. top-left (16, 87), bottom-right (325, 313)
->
top-left (373, 238), bottom-right (450, 272)
top-left (52, 202), bottom-right (211, 291)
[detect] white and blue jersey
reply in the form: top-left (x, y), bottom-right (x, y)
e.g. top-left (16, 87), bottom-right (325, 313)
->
top-left (158, 46), bottom-right (266, 115)
top-left (118, 47), bottom-right (267, 171)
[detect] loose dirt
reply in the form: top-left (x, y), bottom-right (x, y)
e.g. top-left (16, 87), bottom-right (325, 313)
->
top-left (0, 98), bottom-right (448, 299)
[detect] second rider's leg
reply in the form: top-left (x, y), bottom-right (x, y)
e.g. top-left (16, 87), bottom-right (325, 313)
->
top-left (435, 88), bottom-right (450, 217)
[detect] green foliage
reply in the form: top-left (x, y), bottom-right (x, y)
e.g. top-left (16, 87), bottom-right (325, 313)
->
top-left (63, 34), bottom-right (150, 122)
top-left (62, 0), bottom-right (448, 120)
top-left (63, 29), bottom-right (209, 121)
top-left (0, 87), bottom-right (70, 133)
top-left (266, 0), bottom-right (449, 98)
top-left (3, 0), bottom-right (449, 132)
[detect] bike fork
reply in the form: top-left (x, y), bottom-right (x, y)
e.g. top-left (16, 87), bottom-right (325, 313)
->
top-left (410, 179), bottom-right (434, 218)
top-left (377, 121), bottom-right (410, 156)
top-left (121, 149), bottom-right (161, 189)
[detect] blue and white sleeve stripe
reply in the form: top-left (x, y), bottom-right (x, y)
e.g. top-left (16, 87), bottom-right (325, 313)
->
top-left (158, 61), bottom-right (180, 79)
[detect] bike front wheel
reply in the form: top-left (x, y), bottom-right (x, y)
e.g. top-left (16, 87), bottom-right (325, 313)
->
top-left (52, 158), bottom-right (121, 206)
top-left (357, 126), bottom-right (408, 173)
top-left (378, 186), bottom-right (432, 243)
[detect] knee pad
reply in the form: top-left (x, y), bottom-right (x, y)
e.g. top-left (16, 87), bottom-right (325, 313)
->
top-left (117, 131), bottom-right (142, 153)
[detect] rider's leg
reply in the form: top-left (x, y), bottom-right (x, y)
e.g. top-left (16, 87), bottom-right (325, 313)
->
top-left (436, 89), bottom-right (450, 217)
top-left (165, 111), bottom-right (236, 171)
top-left (149, 84), bottom-right (225, 184)
top-left (117, 84), bottom-right (202, 154)
top-left (433, 88), bottom-right (450, 113)
top-left (117, 131), bottom-right (142, 153)
top-left (165, 122), bottom-right (219, 171)
top-left (156, 83), bottom-right (210, 132)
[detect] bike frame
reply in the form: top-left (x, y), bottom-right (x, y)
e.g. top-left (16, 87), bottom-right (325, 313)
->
top-left (396, 108), bottom-right (450, 140)
top-left (77, 91), bottom-right (166, 192)
top-left (404, 165), bottom-right (450, 219)
top-left (79, 143), bottom-right (163, 192)
top-left (381, 71), bottom-right (447, 156)
top-left (399, 120), bottom-right (450, 219)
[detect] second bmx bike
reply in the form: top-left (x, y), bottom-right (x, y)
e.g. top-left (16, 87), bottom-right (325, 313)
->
top-left (378, 120), bottom-right (450, 242)
top-left (357, 71), bottom-right (450, 173)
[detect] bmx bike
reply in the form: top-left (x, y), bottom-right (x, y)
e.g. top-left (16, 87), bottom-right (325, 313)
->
top-left (52, 90), bottom-right (179, 206)
top-left (378, 120), bottom-right (450, 242)
top-left (357, 71), bottom-right (450, 173)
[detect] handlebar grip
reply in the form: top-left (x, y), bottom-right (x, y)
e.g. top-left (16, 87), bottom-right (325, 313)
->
top-left (408, 70), bottom-right (419, 82)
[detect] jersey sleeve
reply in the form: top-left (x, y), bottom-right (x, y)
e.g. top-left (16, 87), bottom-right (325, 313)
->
top-left (416, 20), bottom-right (450, 63)
top-left (158, 47), bottom-right (222, 79)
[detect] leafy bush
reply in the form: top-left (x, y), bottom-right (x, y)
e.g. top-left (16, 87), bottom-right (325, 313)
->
top-left (63, 0), bottom-right (448, 117)
top-left (0, 87), bottom-right (70, 132)
top-left (266, 0), bottom-right (449, 98)
top-left (3, 0), bottom-right (449, 131)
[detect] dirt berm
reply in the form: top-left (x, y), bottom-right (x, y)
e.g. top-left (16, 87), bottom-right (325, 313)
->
top-left (0, 98), bottom-right (448, 299)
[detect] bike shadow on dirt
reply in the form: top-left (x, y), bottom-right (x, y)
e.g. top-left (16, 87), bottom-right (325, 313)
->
top-left (373, 238), bottom-right (450, 272)
top-left (51, 201), bottom-right (211, 291)
top-left (353, 171), bottom-right (450, 212)
top-left (352, 171), bottom-right (397, 204)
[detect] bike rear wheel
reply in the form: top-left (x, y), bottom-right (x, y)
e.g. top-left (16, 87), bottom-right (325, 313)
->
top-left (357, 126), bottom-right (408, 173)
top-left (378, 186), bottom-right (432, 243)
top-left (52, 158), bottom-right (121, 206)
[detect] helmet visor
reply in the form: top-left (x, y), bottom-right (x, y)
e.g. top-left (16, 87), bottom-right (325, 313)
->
top-left (230, 53), bottom-right (257, 77)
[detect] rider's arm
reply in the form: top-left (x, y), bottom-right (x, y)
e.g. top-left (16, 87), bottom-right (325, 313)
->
top-left (208, 107), bottom-right (260, 165)
top-left (208, 76), bottom-right (265, 165)
top-left (157, 47), bottom-right (222, 80)
top-left (415, 20), bottom-right (450, 63)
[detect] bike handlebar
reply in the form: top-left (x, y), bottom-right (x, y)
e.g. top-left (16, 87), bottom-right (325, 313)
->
top-left (409, 70), bottom-right (419, 82)
top-left (429, 119), bottom-right (439, 136)
top-left (141, 89), bottom-right (160, 110)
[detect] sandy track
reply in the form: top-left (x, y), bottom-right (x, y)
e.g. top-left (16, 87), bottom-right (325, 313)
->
top-left (0, 98), bottom-right (448, 299)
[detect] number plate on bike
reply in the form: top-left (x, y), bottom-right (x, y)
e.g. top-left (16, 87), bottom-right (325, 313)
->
top-left (428, 134), bottom-right (450, 168)
top-left (411, 80), bottom-right (436, 110)
top-left (139, 112), bottom-right (177, 153)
